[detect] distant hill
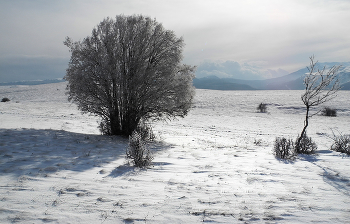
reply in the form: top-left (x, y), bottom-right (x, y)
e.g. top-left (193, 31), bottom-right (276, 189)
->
top-left (193, 76), bottom-right (255, 90)
top-left (2, 64), bottom-right (349, 91)
top-left (194, 62), bottom-right (350, 90)
top-left (341, 81), bottom-right (350, 90)
top-left (0, 79), bottom-right (65, 86)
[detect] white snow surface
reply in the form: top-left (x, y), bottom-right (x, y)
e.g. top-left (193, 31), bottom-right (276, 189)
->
top-left (0, 82), bottom-right (350, 223)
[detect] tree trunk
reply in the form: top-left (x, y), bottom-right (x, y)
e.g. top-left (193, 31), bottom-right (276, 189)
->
top-left (110, 111), bottom-right (123, 136)
top-left (120, 108), bottom-right (140, 136)
top-left (296, 105), bottom-right (309, 151)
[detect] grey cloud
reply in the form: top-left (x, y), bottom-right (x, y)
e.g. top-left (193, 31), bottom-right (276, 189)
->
top-left (266, 68), bottom-right (289, 79)
top-left (1, 1), bottom-right (350, 82)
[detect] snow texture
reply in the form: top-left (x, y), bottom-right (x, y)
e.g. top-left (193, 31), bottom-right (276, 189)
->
top-left (0, 82), bottom-right (350, 223)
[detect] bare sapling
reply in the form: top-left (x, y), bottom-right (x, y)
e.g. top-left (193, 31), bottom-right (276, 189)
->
top-left (295, 55), bottom-right (341, 153)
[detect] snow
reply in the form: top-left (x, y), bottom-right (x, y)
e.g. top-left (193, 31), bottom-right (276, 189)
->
top-left (0, 82), bottom-right (350, 223)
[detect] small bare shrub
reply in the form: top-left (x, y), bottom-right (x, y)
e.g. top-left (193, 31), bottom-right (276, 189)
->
top-left (257, 103), bottom-right (267, 113)
top-left (254, 139), bottom-right (262, 146)
top-left (295, 133), bottom-right (317, 154)
top-left (321, 107), bottom-right (337, 117)
top-left (1, 97), bottom-right (10, 102)
top-left (330, 133), bottom-right (350, 155)
top-left (126, 130), bottom-right (153, 168)
top-left (273, 137), bottom-right (295, 159)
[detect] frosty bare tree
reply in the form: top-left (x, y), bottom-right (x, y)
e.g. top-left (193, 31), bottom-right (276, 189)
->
top-left (295, 56), bottom-right (341, 152)
top-left (64, 15), bottom-right (195, 136)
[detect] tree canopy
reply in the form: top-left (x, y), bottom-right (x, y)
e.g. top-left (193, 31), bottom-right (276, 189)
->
top-left (64, 15), bottom-right (195, 136)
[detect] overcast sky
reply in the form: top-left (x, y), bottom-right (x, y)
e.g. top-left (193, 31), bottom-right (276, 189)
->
top-left (1, 0), bottom-right (350, 82)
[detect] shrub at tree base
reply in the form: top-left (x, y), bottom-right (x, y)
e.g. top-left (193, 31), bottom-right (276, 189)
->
top-left (135, 120), bottom-right (155, 142)
top-left (321, 107), bottom-right (337, 117)
top-left (331, 134), bottom-right (350, 155)
top-left (273, 137), bottom-right (295, 160)
top-left (295, 133), bottom-right (317, 154)
top-left (126, 130), bottom-right (153, 168)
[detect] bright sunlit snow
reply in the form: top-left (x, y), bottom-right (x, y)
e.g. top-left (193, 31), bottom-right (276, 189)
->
top-left (0, 82), bottom-right (349, 223)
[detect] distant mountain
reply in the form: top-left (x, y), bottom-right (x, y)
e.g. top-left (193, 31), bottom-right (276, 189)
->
top-left (0, 79), bottom-right (65, 86)
top-left (193, 76), bottom-right (255, 90)
top-left (194, 62), bottom-right (350, 90)
top-left (341, 81), bottom-right (350, 90)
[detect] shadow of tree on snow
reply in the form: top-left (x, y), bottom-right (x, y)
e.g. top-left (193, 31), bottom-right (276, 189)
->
top-left (0, 128), bottom-right (129, 178)
top-left (302, 152), bottom-right (350, 197)
top-left (0, 128), bottom-right (175, 179)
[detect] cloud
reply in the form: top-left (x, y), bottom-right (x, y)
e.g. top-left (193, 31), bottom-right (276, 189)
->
top-left (182, 0), bottom-right (350, 71)
top-left (1, 0), bottom-right (350, 82)
top-left (195, 60), bottom-right (289, 80)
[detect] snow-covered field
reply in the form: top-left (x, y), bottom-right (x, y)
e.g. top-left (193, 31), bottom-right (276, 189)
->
top-left (0, 82), bottom-right (349, 223)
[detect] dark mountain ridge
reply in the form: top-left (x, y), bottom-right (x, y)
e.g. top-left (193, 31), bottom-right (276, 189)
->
top-left (193, 76), bottom-right (255, 90)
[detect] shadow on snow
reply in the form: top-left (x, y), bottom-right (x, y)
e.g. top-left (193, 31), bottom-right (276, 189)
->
top-left (0, 128), bottom-right (174, 178)
top-left (0, 128), bottom-right (126, 177)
